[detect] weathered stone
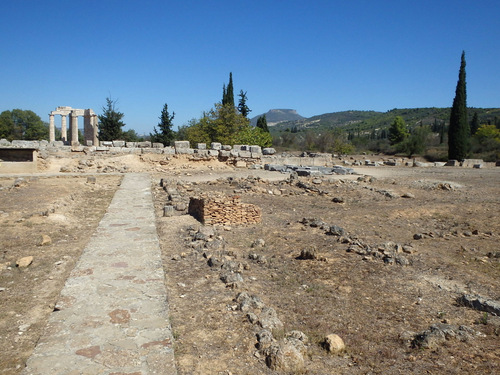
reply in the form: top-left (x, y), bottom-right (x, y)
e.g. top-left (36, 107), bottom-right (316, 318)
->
top-left (259, 307), bottom-right (283, 331)
top-left (251, 238), bottom-right (265, 248)
top-left (411, 324), bottom-right (475, 349)
top-left (220, 271), bottom-right (243, 284)
top-left (163, 205), bottom-right (174, 217)
top-left (210, 142), bottom-right (222, 150)
top-left (256, 329), bottom-right (274, 350)
top-left (262, 148), bottom-right (276, 155)
top-left (322, 334), bottom-right (345, 353)
top-left (297, 247), bottom-right (317, 260)
top-left (327, 225), bottom-right (345, 236)
top-left (457, 294), bottom-right (500, 316)
top-left (264, 340), bottom-right (305, 373)
top-left (16, 256), bottom-right (33, 268)
top-left (39, 234), bottom-right (52, 246)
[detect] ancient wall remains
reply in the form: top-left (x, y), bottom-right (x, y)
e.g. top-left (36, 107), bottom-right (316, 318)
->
top-left (188, 194), bottom-right (262, 225)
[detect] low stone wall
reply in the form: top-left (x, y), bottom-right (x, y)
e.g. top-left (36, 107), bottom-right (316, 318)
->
top-left (188, 194), bottom-right (261, 225)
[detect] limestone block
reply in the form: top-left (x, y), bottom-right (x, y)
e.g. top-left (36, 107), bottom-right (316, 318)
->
top-left (262, 147), bottom-right (276, 155)
top-left (141, 148), bottom-right (163, 154)
top-left (208, 150), bottom-right (219, 157)
top-left (174, 140), bottom-right (190, 149)
top-left (95, 147), bottom-right (108, 152)
top-left (238, 151), bottom-right (252, 158)
top-left (175, 148), bottom-right (194, 154)
top-left (235, 160), bottom-right (247, 168)
top-left (322, 334), bottom-right (345, 353)
top-left (152, 143), bottom-right (164, 148)
top-left (109, 147), bottom-right (122, 153)
top-left (219, 150), bottom-right (230, 157)
top-left (100, 141), bottom-right (113, 147)
top-left (211, 142), bottom-right (222, 150)
top-left (39, 140), bottom-right (49, 148)
top-left (195, 149), bottom-right (209, 156)
top-left (125, 142), bottom-right (137, 148)
top-left (137, 141), bottom-right (152, 148)
top-left (249, 145), bottom-right (261, 153)
top-left (197, 143), bottom-right (206, 150)
top-left (163, 147), bottom-right (175, 154)
top-left (16, 256), bottom-right (33, 268)
top-left (222, 145), bottom-right (232, 151)
top-left (0, 139), bottom-right (10, 146)
top-left (251, 152), bottom-right (262, 159)
top-left (50, 141), bottom-right (65, 147)
top-left (230, 150), bottom-right (239, 157)
top-left (112, 140), bottom-right (126, 147)
top-left (445, 159), bottom-right (459, 166)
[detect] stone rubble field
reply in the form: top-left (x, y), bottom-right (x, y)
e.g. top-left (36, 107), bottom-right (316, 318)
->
top-left (0, 153), bottom-right (499, 374)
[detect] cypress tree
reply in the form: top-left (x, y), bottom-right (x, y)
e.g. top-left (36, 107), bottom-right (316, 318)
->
top-left (237, 90), bottom-right (251, 118)
top-left (226, 72), bottom-right (234, 107)
top-left (256, 115), bottom-right (269, 133)
top-left (448, 51), bottom-right (470, 160)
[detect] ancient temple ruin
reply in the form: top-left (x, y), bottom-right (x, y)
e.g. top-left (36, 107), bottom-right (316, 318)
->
top-left (49, 106), bottom-right (98, 145)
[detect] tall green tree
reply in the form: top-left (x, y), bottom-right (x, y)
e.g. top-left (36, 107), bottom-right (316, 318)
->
top-left (470, 112), bottom-right (479, 135)
top-left (0, 109), bottom-right (48, 141)
top-left (256, 114), bottom-right (269, 133)
top-left (388, 116), bottom-right (409, 145)
top-left (150, 103), bottom-right (175, 146)
top-left (222, 72), bottom-right (234, 107)
top-left (98, 97), bottom-right (125, 141)
top-left (448, 51), bottom-right (470, 160)
top-left (237, 90), bottom-right (251, 118)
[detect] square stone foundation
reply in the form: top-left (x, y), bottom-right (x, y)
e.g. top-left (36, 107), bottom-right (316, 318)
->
top-left (188, 194), bottom-right (261, 225)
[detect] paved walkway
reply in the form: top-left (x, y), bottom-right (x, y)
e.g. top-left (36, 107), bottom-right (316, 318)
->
top-left (23, 173), bottom-right (177, 375)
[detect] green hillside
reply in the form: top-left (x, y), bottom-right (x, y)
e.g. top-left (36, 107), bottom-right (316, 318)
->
top-left (270, 107), bottom-right (500, 134)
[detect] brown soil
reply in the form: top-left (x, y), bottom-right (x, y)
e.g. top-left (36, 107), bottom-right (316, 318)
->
top-left (1, 154), bottom-right (499, 374)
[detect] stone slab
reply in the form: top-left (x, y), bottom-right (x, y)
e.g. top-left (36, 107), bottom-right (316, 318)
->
top-left (22, 174), bottom-right (177, 375)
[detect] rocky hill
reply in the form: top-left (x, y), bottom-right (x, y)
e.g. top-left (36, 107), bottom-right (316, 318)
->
top-left (250, 109), bottom-right (304, 126)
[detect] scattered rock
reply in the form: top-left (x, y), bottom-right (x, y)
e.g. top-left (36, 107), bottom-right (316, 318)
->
top-left (327, 225), bottom-right (345, 236)
top-left (332, 197), bottom-right (344, 203)
top-left (457, 294), bottom-right (500, 316)
top-left (16, 256), bottom-right (33, 268)
top-left (401, 192), bottom-right (415, 198)
top-left (39, 234), bottom-right (52, 246)
top-left (251, 238), bottom-right (265, 248)
top-left (322, 334), bottom-right (345, 353)
top-left (259, 307), bottom-right (284, 331)
top-left (411, 324), bottom-right (475, 349)
top-left (297, 247), bottom-right (317, 260)
top-left (264, 340), bottom-right (305, 373)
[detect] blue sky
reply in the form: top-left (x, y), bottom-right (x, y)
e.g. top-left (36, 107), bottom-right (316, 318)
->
top-left (1, 0), bottom-right (499, 134)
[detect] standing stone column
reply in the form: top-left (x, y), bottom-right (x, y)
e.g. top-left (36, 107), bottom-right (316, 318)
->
top-left (49, 114), bottom-right (55, 142)
top-left (70, 113), bottom-right (79, 145)
top-left (92, 114), bottom-right (99, 146)
top-left (61, 115), bottom-right (67, 142)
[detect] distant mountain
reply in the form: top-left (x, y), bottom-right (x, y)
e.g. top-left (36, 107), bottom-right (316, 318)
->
top-left (250, 109), bottom-right (304, 126)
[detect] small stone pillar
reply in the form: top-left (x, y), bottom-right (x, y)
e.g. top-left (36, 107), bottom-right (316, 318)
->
top-left (49, 114), bottom-right (55, 142)
top-left (61, 115), bottom-right (67, 142)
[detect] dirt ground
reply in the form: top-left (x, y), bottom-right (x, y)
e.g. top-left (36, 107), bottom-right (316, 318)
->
top-left (1, 153), bottom-right (499, 374)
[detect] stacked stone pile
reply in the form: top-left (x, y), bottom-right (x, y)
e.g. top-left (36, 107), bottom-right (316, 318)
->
top-left (188, 194), bottom-right (261, 225)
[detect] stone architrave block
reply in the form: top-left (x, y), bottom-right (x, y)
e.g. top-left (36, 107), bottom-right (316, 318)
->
top-left (445, 160), bottom-right (459, 166)
top-left (262, 147), bottom-right (276, 155)
top-left (249, 145), bottom-right (261, 154)
top-left (50, 141), bottom-right (65, 147)
top-left (197, 143), bottom-right (206, 150)
top-left (251, 152), bottom-right (262, 159)
top-left (208, 149), bottom-right (219, 157)
top-left (39, 140), bottom-right (49, 147)
top-left (230, 150), bottom-right (239, 157)
top-left (95, 146), bottom-right (108, 152)
top-left (137, 141), bottom-right (152, 148)
top-left (238, 151), bottom-right (252, 158)
top-left (141, 148), bottom-right (162, 154)
top-left (219, 150), bottom-right (230, 157)
top-left (232, 145), bottom-right (243, 151)
top-left (152, 143), bottom-right (164, 148)
top-left (174, 141), bottom-right (190, 149)
top-left (109, 147), bottom-right (122, 153)
top-left (119, 147), bottom-right (133, 154)
top-left (211, 142), bottom-right (222, 150)
top-left (235, 160), bottom-right (247, 168)
top-left (163, 147), bottom-right (175, 154)
top-left (125, 142), bottom-right (137, 148)
top-left (0, 139), bottom-right (10, 146)
top-left (100, 141), bottom-right (113, 147)
top-left (113, 140), bottom-right (126, 147)
top-left (222, 145), bottom-right (232, 151)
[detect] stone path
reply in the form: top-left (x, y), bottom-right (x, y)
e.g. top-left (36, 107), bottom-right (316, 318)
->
top-left (23, 173), bottom-right (177, 375)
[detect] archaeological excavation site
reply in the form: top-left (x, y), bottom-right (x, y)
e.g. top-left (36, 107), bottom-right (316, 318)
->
top-left (0, 139), bottom-right (499, 374)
